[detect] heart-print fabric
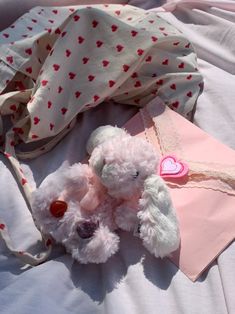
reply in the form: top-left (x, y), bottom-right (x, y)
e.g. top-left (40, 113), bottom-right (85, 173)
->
top-left (0, 4), bottom-right (202, 146)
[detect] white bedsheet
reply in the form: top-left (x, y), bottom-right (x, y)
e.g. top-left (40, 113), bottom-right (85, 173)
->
top-left (0, 1), bottom-right (235, 313)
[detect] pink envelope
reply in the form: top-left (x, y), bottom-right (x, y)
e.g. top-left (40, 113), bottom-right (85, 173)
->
top-left (123, 97), bottom-right (235, 281)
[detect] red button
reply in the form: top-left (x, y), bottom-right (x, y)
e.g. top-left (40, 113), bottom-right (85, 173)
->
top-left (50, 200), bottom-right (68, 218)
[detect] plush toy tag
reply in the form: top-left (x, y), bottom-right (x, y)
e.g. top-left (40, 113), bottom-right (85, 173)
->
top-left (159, 155), bottom-right (189, 178)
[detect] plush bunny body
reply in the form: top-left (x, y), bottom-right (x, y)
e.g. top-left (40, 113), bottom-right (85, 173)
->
top-left (32, 125), bottom-right (180, 264)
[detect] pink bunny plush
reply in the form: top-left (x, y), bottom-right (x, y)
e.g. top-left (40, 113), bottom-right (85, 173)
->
top-left (32, 125), bottom-right (180, 264)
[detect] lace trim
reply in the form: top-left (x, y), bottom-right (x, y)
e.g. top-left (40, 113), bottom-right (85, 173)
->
top-left (140, 97), bottom-right (235, 196)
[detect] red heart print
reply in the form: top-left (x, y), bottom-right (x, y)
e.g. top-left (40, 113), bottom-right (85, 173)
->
top-left (137, 49), bottom-right (144, 56)
top-left (69, 72), bottom-right (76, 79)
top-left (45, 28), bottom-right (52, 34)
top-left (0, 224), bottom-right (5, 230)
top-left (173, 42), bottom-right (180, 46)
top-left (185, 43), bottom-right (190, 48)
top-left (78, 36), bottom-right (85, 44)
top-left (187, 91), bottom-right (192, 97)
top-left (187, 74), bottom-right (192, 80)
top-left (50, 123), bottom-right (54, 130)
top-left (92, 20), bottom-right (98, 28)
top-left (66, 49), bottom-right (71, 57)
top-left (61, 107), bottom-right (67, 115)
top-left (6, 56), bottom-right (13, 64)
top-left (116, 45), bottom-right (124, 52)
top-left (171, 101), bottom-right (179, 108)
top-left (22, 34), bottom-right (28, 38)
top-left (53, 64), bottom-right (60, 71)
top-left (156, 79), bottom-right (163, 85)
top-left (134, 81), bottom-right (141, 87)
top-left (73, 15), bottom-right (80, 22)
top-left (145, 56), bottom-right (152, 62)
top-left (148, 20), bottom-right (154, 24)
top-left (34, 117), bottom-right (40, 125)
top-left (162, 59), bottom-right (168, 65)
top-left (131, 72), bottom-right (138, 78)
top-left (170, 84), bottom-right (176, 90)
top-left (96, 40), bottom-right (103, 48)
top-left (83, 57), bottom-right (89, 64)
top-left (48, 101), bottom-right (52, 108)
top-left (123, 64), bottom-right (130, 72)
top-left (10, 104), bottom-right (17, 111)
top-left (109, 80), bottom-right (115, 87)
top-left (46, 44), bottom-right (52, 51)
top-left (58, 86), bottom-right (63, 93)
top-left (93, 95), bottom-right (100, 102)
top-left (27, 26), bottom-right (33, 31)
top-left (10, 25), bottom-right (15, 29)
top-left (26, 67), bottom-right (32, 74)
top-left (32, 134), bottom-right (39, 139)
top-left (88, 75), bottom-right (95, 82)
top-left (127, 17), bottom-right (132, 21)
top-left (3, 33), bottom-right (9, 38)
top-left (131, 30), bottom-right (138, 37)
top-left (75, 91), bottom-right (81, 98)
top-left (178, 62), bottom-right (184, 69)
top-left (151, 36), bottom-right (158, 42)
top-left (62, 31), bottom-right (67, 37)
top-left (111, 25), bottom-right (118, 32)
top-left (31, 19), bottom-right (37, 23)
top-left (69, 8), bottom-right (75, 12)
top-left (55, 28), bottom-right (61, 35)
top-left (21, 178), bottom-right (27, 185)
top-left (115, 10), bottom-right (121, 15)
top-left (159, 27), bottom-right (165, 31)
top-left (41, 80), bottom-right (48, 86)
top-left (25, 48), bottom-right (32, 55)
top-left (52, 9), bottom-right (58, 14)
top-left (102, 60), bottom-right (109, 67)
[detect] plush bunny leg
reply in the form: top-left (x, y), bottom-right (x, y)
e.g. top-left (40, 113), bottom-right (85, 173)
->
top-left (115, 201), bottom-right (139, 232)
top-left (138, 175), bottom-right (180, 258)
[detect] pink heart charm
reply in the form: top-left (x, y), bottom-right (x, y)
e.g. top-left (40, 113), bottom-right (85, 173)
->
top-left (159, 155), bottom-right (188, 178)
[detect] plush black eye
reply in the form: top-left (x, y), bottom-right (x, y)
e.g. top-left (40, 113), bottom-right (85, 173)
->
top-left (133, 171), bottom-right (139, 179)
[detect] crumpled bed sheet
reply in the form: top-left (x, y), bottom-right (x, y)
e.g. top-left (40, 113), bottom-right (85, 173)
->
top-left (0, 1), bottom-right (235, 314)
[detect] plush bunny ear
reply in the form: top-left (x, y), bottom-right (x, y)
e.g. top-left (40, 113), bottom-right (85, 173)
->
top-left (137, 175), bottom-right (180, 258)
top-left (86, 125), bottom-right (127, 155)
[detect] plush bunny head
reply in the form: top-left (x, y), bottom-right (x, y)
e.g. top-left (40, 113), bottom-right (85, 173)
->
top-left (88, 126), bottom-right (159, 200)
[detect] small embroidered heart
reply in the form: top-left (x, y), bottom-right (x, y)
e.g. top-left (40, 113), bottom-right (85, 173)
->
top-left (159, 27), bottom-right (165, 31)
top-left (32, 134), bottom-right (38, 139)
top-left (75, 91), bottom-right (81, 98)
top-left (185, 43), bottom-right (190, 48)
top-left (151, 36), bottom-right (158, 42)
top-left (148, 20), bottom-right (154, 24)
top-left (69, 8), bottom-right (75, 12)
top-left (145, 56), bottom-right (152, 62)
top-left (162, 59), bottom-right (168, 65)
top-left (173, 41), bottom-right (180, 46)
top-left (0, 224), bottom-right (5, 230)
top-left (102, 60), bottom-right (109, 67)
top-left (46, 44), bottom-right (52, 51)
top-left (45, 28), bottom-right (51, 34)
top-left (27, 26), bottom-right (33, 31)
top-left (88, 75), bottom-right (95, 82)
top-left (156, 79), bottom-right (163, 85)
top-left (82, 57), bottom-right (89, 64)
top-left (137, 49), bottom-right (144, 56)
top-left (131, 30), bottom-right (138, 37)
top-left (69, 72), bottom-right (76, 80)
top-left (48, 101), bottom-right (52, 108)
top-left (52, 9), bottom-right (58, 14)
top-left (61, 107), bottom-right (67, 115)
top-left (78, 36), bottom-right (84, 44)
top-left (159, 155), bottom-right (189, 178)
top-left (25, 48), bottom-right (32, 55)
top-left (134, 81), bottom-right (141, 87)
top-left (73, 15), bottom-right (80, 22)
top-left (109, 80), bottom-right (115, 87)
top-left (187, 91), bottom-right (192, 97)
top-left (170, 84), bottom-right (176, 90)
top-left (123, 64), bottom-right (130, 72)
top-left (55, 28), bottom-right (61, 35)
top-left (58, 86), bottom-right (63, 93)
top-left (3, 33), bottom-right (9, 38)
top-left (50, 123), bottom-right (54, 130)
top-left (31, 19), bottom-right (37, 23)
top-left (115, 10), bottom-right (121, 15)
top-left (26, 67), bottom-right (32, 74)
top-left (187, 74), bottom-right (192, 80)
top-left (10, 104), bottom-right (17, 111)
top-left (93, 95), bottom-right (100, 102)
top-left (41, 80), bottom-right (48, 86)
top-left (111, 25), bottom-right (118, 32)
top-left (96, 40), bottom-right (103, 48)
top-left (48, 19), bottom-right (54, 24)
top-left (21, 178), bottom-right (27, 185)
top-left (92, 20), bottom-right (98, 28)
top-left (61, 31), bottom-right (67, 37)
top-left (65, 49), bottom-right (71, 57)
top-left (131, 72), bottom-right (138, 78)
top-left (116, 44), bottom-right (124, 52)
top-left (6, 56), bottom-right (13, 64)
top-left (34, 117), bottom-right (40, 124)
top-left (178, 62), bottom-right (184, 69)
top-left (53, 64), bottom-right (60, 71)
top-left (171, 101), bottom-right (179, 108)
